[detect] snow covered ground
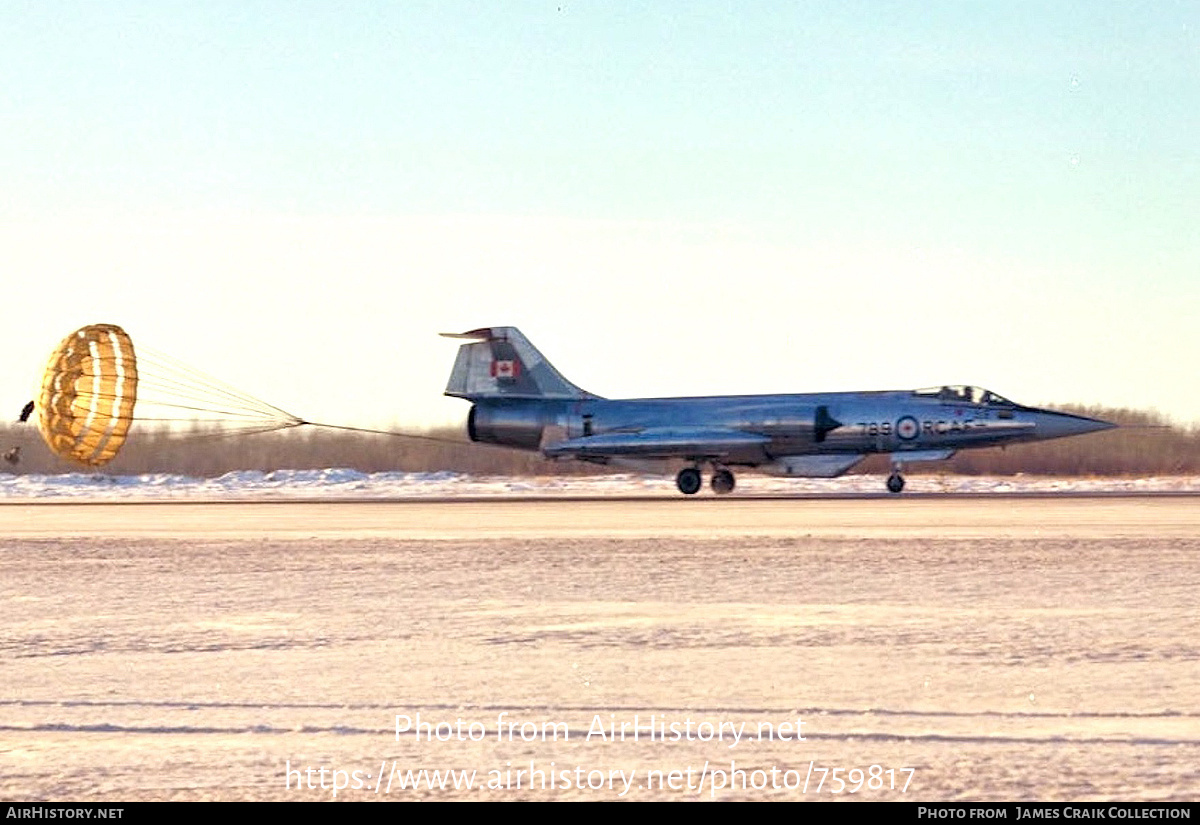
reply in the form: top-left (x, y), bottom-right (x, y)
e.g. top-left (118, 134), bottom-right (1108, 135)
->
top-left (4, 502), bottom-right (1199, 801)
top-left (1, 469), bottom-right (1199, 499)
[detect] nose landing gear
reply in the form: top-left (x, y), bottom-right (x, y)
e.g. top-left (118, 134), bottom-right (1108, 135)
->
top-left (886, 459), bottom-right (906, 494)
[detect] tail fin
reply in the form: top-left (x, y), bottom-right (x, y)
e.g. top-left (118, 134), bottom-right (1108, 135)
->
top-left (441, 327), bottom-right (597, 400)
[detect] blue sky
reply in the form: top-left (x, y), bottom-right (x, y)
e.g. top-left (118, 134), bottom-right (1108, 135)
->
top-left (2, 2), bottom-right (1197, 428)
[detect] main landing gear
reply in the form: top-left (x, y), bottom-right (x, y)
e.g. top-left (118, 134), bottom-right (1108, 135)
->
top-left (711, 468), bottom-right (735, 495)
top-left (676, 467), bottom-right (702, 495)
top-left (887, 460), bottom-right (906, 494)
top-left (675, 465), bottom-right (736, 495)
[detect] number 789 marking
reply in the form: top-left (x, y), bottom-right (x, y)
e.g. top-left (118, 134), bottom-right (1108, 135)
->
top-left (855, 421), bottom-right (892, 437)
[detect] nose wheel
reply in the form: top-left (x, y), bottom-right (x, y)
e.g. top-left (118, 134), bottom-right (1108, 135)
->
top-left (886, 473), bottom-right (905, 494)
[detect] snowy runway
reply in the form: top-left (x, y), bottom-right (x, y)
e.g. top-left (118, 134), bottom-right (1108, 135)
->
top-left (2, 496), bottom-right (1197, 800)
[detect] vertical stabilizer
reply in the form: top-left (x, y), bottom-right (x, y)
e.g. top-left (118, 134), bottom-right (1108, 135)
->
top-left (441, 327), bottom-right (597, 400)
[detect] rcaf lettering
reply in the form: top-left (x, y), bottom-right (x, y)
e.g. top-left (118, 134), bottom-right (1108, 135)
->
top-left (858, 419), bottom-right (980, 437)
top-left (922, 419), bottom-right (979, 435)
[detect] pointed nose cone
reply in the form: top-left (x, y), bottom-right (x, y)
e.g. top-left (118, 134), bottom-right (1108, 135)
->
top-left (1029, 409), bottom-right (1118, 441)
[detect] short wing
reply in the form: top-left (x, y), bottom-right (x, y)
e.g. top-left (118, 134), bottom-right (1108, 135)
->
top-left (764, 455), bottom-right (868, 478)
top-left (543, 428), bottom-right (768, 459)
top-left (887, 448), bottom-right (957, 462)
top-left (764, 448), bottom-right (959, 479)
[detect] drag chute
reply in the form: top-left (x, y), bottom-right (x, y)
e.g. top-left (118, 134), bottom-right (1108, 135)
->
top-left (36, 324), bottom-right (138, 466)
top-left (34, 323), bottom-right (304, 467)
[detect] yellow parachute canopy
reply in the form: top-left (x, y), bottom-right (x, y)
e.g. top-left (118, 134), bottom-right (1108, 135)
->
top-left (36, 324), bottom-right (138, 467)
top-left (33, 323), bottom-right (305, 468)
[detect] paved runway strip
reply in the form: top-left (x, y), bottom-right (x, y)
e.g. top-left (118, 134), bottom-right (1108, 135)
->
top-left (3, 494), bottom-right (1199, 539)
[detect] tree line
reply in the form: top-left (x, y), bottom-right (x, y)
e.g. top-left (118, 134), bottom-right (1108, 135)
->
top-left (3, 406), bottom-right (1197, 478)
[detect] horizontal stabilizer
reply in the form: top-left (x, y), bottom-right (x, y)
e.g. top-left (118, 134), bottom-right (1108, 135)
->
top-left (543, 428), bottom-right (768, 459)
top-left (439, 328), bottom-right (496, 340)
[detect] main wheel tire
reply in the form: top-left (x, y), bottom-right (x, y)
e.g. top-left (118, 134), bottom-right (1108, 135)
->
top-left (711, 469), bottom-right (735, 495)
top-left (676, 468), bottom-right (703, 495)
top-left (886, 474), bottom-right (905, 494)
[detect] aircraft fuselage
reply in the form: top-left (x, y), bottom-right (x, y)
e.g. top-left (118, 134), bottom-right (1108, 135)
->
top-left (469, 391), bottom-right (1110, 466)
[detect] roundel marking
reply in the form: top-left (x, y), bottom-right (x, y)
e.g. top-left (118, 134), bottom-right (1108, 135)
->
top-left (896, 415), bottom-right (920, 441)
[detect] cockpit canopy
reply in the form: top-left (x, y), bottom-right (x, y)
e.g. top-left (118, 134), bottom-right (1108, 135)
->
top-left (913, 386), bottom-right (1016, 407)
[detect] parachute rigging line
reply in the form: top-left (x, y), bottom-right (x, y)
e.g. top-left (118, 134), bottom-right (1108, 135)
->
top-left (34, 324), bottom-right (305, 466)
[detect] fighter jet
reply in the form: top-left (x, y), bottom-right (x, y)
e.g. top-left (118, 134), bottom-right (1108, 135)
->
top-left (442, 327), bottom-right (1115, 494)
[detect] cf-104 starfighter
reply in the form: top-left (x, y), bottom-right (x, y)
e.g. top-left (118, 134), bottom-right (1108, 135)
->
top-left (442, 327), bottom-right (1115, 494)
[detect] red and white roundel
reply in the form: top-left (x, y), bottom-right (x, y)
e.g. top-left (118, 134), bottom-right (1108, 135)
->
top-left (896, 415), bottom-right (920, 441)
